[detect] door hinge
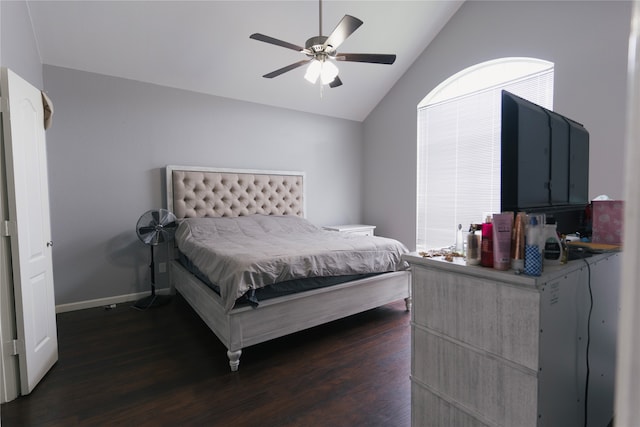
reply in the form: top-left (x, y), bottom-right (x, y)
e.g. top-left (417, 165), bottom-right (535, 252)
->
top-left (3, 339), bottom-right (20, 357)
top-left (2, 220), bottom-right (14, 237)
top-left (11, 339), bottom-right (20, 356)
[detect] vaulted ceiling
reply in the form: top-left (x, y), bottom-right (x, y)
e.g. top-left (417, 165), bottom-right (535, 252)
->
top-left (27, 1), bottom-right (463, 121)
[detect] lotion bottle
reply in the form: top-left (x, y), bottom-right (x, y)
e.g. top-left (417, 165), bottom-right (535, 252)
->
top-left (492, 212), bottom-right (513, 271)
top-left (543, 221), bottom-right (564, 265)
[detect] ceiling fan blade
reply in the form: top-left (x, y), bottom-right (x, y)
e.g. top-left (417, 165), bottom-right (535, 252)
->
top-left (329, 76), bottom-right (343, 88)
top-left (263, 59), bottom-right (311, 78)
top-left (250, 33), bottom-right (305, 52)
top-left (323, 15), bottom-right (363, 50)
top-left (336, 53), bottom-right (396, 65)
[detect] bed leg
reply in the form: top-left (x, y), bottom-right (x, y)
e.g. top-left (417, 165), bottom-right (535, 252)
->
top-left (404, 297), bottom-right (412, 312)
top-left (227, 349), bottom-right (242, 372)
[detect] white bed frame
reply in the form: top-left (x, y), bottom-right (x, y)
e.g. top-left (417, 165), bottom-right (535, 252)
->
top-left (166, 165), bottom-right (411, 371)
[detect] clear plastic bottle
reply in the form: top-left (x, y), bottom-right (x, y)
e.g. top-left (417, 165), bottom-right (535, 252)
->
top-left (511, 212), bottom-right (527, 272)
top-left (455, 224), bottom-right (464, 254)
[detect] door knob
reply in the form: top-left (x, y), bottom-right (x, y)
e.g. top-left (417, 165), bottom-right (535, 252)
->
top-left (46, 241), bottom-right (53, 247)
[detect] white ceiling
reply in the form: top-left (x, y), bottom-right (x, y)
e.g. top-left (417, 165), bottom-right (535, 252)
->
top-left (26, 0), bottom-right (463, 122)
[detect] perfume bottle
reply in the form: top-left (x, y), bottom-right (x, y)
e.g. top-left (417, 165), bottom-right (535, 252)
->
top-left (466, 224), bottom-right (482, 265)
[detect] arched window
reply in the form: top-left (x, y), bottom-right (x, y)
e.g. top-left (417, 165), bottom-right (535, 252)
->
top-left (416, 57), bottom-right (554, 251)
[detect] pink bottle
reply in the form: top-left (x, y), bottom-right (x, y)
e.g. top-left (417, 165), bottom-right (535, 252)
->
top-left (481, 215), bottom-right (494, 268)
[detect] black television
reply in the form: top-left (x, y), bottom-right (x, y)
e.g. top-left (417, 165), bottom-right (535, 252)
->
top-left (500, 90), bottom-right (589, 235)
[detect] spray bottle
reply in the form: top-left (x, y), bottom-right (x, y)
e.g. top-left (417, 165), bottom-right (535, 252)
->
top-left (524, 214), bottom-right (544, 276)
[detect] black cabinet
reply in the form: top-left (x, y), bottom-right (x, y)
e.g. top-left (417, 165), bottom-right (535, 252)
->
top-left (501, 91), bottom-right (589, 213)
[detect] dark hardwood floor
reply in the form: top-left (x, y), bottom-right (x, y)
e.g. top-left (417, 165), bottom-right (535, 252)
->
top-left (1, 295), bottom-right (411, 427)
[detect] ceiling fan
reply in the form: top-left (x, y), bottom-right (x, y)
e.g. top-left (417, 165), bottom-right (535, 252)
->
top-left (249, 0), bottom-right (396, 88)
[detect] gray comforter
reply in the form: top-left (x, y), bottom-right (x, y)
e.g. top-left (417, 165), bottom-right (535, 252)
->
top-left (175, 214), bottom-right (409, 312)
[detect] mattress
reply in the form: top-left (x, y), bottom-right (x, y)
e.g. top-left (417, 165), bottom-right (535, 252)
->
top-left (178, 252), bottom-right (379, 308)
top-left (175, 214), bottom-right (409, 312)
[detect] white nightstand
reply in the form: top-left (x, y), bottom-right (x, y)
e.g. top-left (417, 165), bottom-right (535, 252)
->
top-left (323, 224), bottom-right (376, 236)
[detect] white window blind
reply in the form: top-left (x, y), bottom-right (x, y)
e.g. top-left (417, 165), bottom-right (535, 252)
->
top-left (416, 63), bottom-right (554, 251)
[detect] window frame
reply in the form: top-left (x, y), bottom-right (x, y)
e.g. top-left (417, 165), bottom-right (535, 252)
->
top-left (416, 58), bottom-right (554, 251)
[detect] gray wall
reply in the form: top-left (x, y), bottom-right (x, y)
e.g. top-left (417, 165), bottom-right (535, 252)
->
top-left (0, 0), bottom-right (42, 88)
top-left (43, 65), bottom-right (364, 305)
top-left (2, 0), bottom-right (633, 306)
top-left (2, 0), bottom-right (364, 308)
top-left (363, 1), bottom-right (632, 250)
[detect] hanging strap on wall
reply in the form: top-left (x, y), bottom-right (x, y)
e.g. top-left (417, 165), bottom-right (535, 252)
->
top-left (41, 90), bottom-right (53, 130)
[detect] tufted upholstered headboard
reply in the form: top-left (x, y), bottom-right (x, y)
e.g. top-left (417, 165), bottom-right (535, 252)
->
top-left (166, 165), bottom-right (306, 219)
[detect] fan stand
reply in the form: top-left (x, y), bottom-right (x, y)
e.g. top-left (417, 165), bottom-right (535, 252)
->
top-left (134, 245), bottom-right (172, 310)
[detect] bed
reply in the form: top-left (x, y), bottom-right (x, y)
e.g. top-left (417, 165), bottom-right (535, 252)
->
top-left (166, 165), bottom-right (411, 371)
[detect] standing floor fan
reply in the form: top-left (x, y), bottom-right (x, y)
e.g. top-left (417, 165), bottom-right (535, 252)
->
top-left (134, 209), bottom-right (178, 310)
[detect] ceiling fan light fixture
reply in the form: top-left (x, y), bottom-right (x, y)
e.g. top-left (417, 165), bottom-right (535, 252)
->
top-left (304, 59), bottom-right (322, 84)
top-left (250, 0), bottom-right (395, 88)
top-left (320, 60), bottom-right (339, 85)
top-left (304, 59), bottom-right (339, 85)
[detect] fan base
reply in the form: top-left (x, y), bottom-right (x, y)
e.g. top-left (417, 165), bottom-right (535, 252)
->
top-left (133, 293), bottom-right (172, 310)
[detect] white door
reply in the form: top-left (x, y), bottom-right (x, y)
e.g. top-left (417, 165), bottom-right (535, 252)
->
top-left (0, 67), bottom-right (58, 395)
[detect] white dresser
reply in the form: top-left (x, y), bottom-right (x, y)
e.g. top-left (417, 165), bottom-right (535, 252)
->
top-left (323, 224), bottom-right (376, 236)
top-left (403, 252), bottom-right (620, 427)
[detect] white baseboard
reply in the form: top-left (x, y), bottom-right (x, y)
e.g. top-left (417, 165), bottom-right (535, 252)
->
top-left (55, 288), bottom-right (173, 313)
